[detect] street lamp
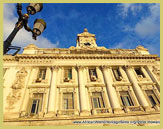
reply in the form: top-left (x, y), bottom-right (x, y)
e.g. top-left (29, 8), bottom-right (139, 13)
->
top-left (3, 3), bottom-right (46, 55)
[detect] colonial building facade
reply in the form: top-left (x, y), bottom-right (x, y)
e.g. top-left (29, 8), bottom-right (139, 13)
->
top-left (3, 29), bottom-right (160, 126)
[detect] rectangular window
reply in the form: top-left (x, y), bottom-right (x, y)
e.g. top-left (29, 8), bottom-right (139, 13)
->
top-left (112, 68), bottom-right (122, 81)
top-left (89, 68), bottom-right (98, 81)
top-left (134, 67), bottom-right (145, 78)
top-left (63, 93), bottom-right (74, 109)
top-left (36, 68), bottom-right (46, 82)
top-left (145, 90), bottom-right (159, 107)
top-left (64, 69), bottom-right (72, 82)
top-left (30, 93), bottom-right (43, 115)
top-left (120, 91), bottom-right (134, 106)
top-left (38, 69), bottom-right (46, 79)
top-left (92, 92), bottom-right (105, 108)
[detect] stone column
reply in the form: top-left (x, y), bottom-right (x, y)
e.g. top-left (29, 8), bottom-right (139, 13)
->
top-left (19, 89), bottom-right (30, 117)
top-left (19, 68), bottom-right (31, 117)
top-left (101, 65), bottom-right (123, 114)
top-left (124, 66), bottom-right (151, 111)
top-left (77, 65), bottom-right (90, 116)
top-left (145, 66), bottom-right (160, 92)
top-left (46, 66), bottom-right (59, 117)
top-left (30, 67), bottom-right (37, 83)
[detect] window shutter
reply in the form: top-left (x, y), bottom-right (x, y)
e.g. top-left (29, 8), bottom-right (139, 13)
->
top-left (37, 69), bottom-right (41, 79)
top-left (93, 98), bottom-right (98, 108)
top-left (64, 69), bottom-right (68, 78)
top-left (99, 96), bottom-right (104, 108)
top-left (92, 92), bottom-right (104, 108)
top-left (42, 69), bottom-right (46, 80)
top-left (63, 93), bottom-right (74, 109)
top-left (63, 98), bottom-right (68, 109)
top-left (68, 96), bottom-right (73, 109)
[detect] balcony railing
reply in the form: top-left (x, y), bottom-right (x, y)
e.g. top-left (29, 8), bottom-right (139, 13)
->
top-left (122, 106), bottom-right (144, 113)
top-left (57, 109), bottom-right (79, 116)
top-left (92, 108), bottom-right (109, 115)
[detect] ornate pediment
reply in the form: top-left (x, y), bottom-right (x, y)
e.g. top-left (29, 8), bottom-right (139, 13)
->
top-left (76, 28), bottom-right (97, 48)
top-left (77, 28), bottom-right (95, 37)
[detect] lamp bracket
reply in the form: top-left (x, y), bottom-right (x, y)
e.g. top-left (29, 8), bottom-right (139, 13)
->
top-left (7, 46), bottom-right (21, 56)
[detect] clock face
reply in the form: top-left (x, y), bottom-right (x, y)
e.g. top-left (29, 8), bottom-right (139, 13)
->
top-left (84, 42), bottom-right (91, 46)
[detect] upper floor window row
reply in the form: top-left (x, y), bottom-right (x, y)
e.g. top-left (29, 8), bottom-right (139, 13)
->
top-left (34, 66), bottom-right (148, 83)
top-left (112, 67), bottom-right (123, 81)
top-left (89, 68), bottom-right (98, 81)
top-left (134, 67), bottom-right (145, 78)
top-left (64, 69), bottom-right (72, 82)
top-left (36, 68), bottom-right (47, 83)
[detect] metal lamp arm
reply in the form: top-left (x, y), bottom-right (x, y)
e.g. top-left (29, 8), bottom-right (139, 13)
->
top-left (17, 3), bottom-right (23, 17)
top-left (24, 24), bottom-right (32, 32)
top-left (32, 32), bottom-right (37, 40)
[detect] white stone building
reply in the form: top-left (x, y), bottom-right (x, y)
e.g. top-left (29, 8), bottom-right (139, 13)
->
top-left (3, 29), bottom-right (160, 126)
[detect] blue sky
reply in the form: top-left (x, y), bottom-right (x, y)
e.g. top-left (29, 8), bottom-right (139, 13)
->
top-left (4, 3), bottom-right (160, 55)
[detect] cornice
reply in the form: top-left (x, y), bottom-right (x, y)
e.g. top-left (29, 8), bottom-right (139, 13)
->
top-left (3, 54), bottom-right (159, 63)
top-left (15, 54), bottom-right (158, 59)
top-left (3, 56), bottom-right (17, 62)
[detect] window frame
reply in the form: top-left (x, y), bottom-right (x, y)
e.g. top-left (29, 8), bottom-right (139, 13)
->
top-left (134, 67), bottom-right (145, 78)
top-left (89, 68), bottom-right (98, 81)
top-left (36, 68), bottom-right (47, 82)
top-left (92, 92), bottom-right (105, 109)
top-left (64, 68), bottom-right (72, 82)
top-left (145, 90), bottom-right (160, 107)
top-left (119, 91), bottom-right (134, 107)
top-left (29, 93), bottom-right (43, 116)
top-left (62, 92), bottom-right (74, 110)
top-left (112, 67), bottom-right (123, 81)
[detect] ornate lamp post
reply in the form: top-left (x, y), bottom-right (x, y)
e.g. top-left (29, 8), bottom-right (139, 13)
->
top-left (3, 3), bottom-right (46, 55)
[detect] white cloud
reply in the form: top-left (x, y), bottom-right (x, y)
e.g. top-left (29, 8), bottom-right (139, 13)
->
top-left (146, 43), bottom-right (160, 55)
top-left (134, 3), bottom-right (160, 38)
top-left (134, 17), bottom-right (159, 37)
top-left (119, 4), bottom-right (160, 38)
top-left (3, 3), bottom-right (59, 53)
top-left (149, 3), bottom-right (160, 19)
top-left (118, 3), bottom-right (142, 18)
top-left (122, 25), bottom-right (134, 32)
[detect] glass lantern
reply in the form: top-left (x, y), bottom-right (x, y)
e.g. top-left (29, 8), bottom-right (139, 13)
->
top-left (27, 3), bottom-right (43, 15)
top-left (33, 19), bottom-right (46, 36)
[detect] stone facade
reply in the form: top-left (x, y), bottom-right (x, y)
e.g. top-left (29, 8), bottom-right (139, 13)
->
top-left (3, 29), bottom-right (160, 126)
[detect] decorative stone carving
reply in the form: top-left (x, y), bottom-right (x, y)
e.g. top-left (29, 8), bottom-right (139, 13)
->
top-left (100, 65), bottom-right (110, 70)
top-left (76, 65), bottom-right (85, 70)
top-left (152, 66), bottom-right (160, 81)
top-left (30, 88), bottom-right (46, 93)
top-left (52, 65), bottom-right (60, 71)
top-left (11, 67), bottom-right (27, 89)
top-left (136, 45), bottom-right (148, 51)
top-left (6, 68), bottom-right (27, 110)
top-left (6, 89), bottom-right (21, 109)
top-left (123, 65), bottom-right (133, 70)
top-left (136, 45), bottom-right (149, 55)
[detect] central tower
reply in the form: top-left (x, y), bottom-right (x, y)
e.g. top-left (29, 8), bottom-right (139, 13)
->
top-left (76, 28), bottom-right (97, 48)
